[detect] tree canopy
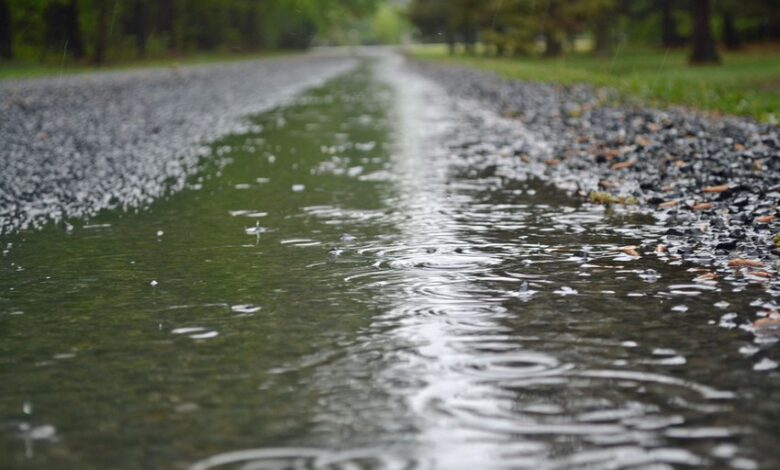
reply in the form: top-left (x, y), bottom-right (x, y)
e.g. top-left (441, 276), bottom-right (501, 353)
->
top-left (0, 0), bottom-right (384, 64)
top-left (407, 0), bottom-right (780, 64)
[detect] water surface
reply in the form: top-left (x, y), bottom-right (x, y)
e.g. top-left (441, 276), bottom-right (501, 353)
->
top-left (2, 58), bottom-right (780, 469)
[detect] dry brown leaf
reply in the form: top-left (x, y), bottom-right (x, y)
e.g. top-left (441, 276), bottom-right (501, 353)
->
top-left (610, 160), bottom-right (636, 171)
top-left (702, 184), bottom-right (730, 193)
top-left (621, 246), bottom-right (641, 257)
top-left (754, 316), bottom-right (780, 329)
top-left (659, 200), bottom-right (679, 209)
top-left (634, 136), bottom-right (651, 147)
top-left (693, 202), bottom-right (713, 211)
top-left (750, 271), bottom-right (773, 278)
top-left (694, 272), bottom-right (718, 282)
top-left (734, 143), bottom-right (745, 152)
top-left (545, 159), bottom-right (561, 167)
top-left (601, 149), bottom-right (621, 160)
top-left (756, 215), bottom-right (775, 224)
top-left (728, 259), bottom-right (764, 268)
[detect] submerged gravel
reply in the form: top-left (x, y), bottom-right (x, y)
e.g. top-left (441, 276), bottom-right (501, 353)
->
top-left (414, 61), bottom-right (780, 273)
top-left (0, 54), bottom-right (355, 234)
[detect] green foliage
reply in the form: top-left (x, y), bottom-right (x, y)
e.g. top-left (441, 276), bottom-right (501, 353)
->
top-left (412, 45), bottom-right (780, 123)
top-left (371, 3), bottom-right (408, 45)
top-left (1, 0), bottom-right (382, 66)
top-left (407, 0), bottom-right (780, 59)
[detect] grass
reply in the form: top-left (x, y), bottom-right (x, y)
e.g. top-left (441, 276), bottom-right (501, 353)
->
top-left (411, 44), bottom-right (780, 124)
top-left (0, 50), bottom-right (295, 81)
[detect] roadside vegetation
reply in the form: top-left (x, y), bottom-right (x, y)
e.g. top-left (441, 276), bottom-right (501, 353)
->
top-left (0, 0), bottom-right (406, 80)
top-left (407, 0), bottom-right (780, 123)
top-left (412, 44), bottom-right (780, 123)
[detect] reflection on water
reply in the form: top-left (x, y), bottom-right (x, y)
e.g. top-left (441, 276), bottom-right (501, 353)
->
top-left (2, 56), bottom-right (780, 469)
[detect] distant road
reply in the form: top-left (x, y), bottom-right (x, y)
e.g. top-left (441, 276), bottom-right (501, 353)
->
top-left (0, 54), bottom-right (356, 235)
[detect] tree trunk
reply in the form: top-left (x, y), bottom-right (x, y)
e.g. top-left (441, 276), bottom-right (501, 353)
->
top-left (157, 0), bottom-right (175, 49)
top-left (133, 0), bottom-right (147, 57)
top-left (544, 30), bottom-right (562, 57)
top-left (445, 31), bottom-right (454, 55)
top-left (0, 0), bottom-right (12, 60)
top-left (594, 17), bottom-right (611, 57)
top-left (66, 0), bottom-right (84, 59)
top-left (94, 0), bottom-right (109, 64)
top-left (689, 0), bottom-right (719, 64)
top-left (543, 0), bottom-right (562, 57)
top-left (174, 0), bottom-right (188, 53)
top-left (463, 27), bottom-right (477, 55)
top-left (660, 0), bottom-right (683, 48)
top-left (722, 12), bottom-right (740, 49)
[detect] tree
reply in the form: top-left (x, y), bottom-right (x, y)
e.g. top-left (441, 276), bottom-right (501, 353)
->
top-left (0, 0), bottom-right (11, 59)
top-left (659, 0), bottom-right (684, 48)
top-left (689, 0), bottom-right (720, 64)
top-left (66, 0), bottom-right (84, 58)
top-left (721, 11), bottom-right (740, 49)
top-left (130, 0), bottom-right (148, 57)
top-left (94, 0), bottom-right (109, 64)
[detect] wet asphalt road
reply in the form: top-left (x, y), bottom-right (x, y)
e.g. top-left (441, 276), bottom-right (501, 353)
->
top-left (0, 54), bottom-right (355, 235)
top-left (2, 51), bottom-right (779, 271)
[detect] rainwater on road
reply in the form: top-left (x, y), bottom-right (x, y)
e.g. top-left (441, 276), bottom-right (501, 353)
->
top-left (2, 56), bottom-right (779, 469)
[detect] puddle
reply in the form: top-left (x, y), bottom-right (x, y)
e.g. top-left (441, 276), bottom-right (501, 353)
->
top-left (1, 57), bottom-right (779, 469)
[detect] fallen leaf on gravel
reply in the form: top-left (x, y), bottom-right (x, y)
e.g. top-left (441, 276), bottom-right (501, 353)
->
top-left (621, 246), bottom-right (641, 257)
top-left (693, 202), bottom-right (713, 211)
top-left (749, 271), bottom-right (773, 279)
top-left (658, 200), bottom-right (679, 209)
top-left (545, 159), bottom-right (560, 166)
top-left (702, 184), bottom-right (730, 193)
top-left (634, 136), bottom-right (651, 147)
top-left (753, 315), bottom-right (780, 330)
top-left (728, 259), bottom-right (764, 268)
top-left (588, 192), bottom-right (637, 205)
top-left (694, 272), bottom-right (718, 282)
top-left (756, 215), bottom-right (775, 224)
top-left (610, 160), bottom-right (636, 171)
top-left (734, 143), bottom-right (745, 152)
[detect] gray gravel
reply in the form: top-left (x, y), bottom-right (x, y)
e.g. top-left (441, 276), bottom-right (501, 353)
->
top-left (0, 54), bottom-right (356, 234)
top-left (414, 61), bottom-right (780, 271)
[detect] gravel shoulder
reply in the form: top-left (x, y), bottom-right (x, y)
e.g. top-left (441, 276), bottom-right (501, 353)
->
top-left (0, 54), bottom-right (356, 235)
top-left (414, 60), bottom-right (780, 275)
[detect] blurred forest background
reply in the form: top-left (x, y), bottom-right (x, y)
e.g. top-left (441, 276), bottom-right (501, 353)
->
top-left (0, 0), bottom-right (778, 65)
top-left (408, 0), bottom-right (780, 63)
top-left (0, 0), bottom-right (777, 120)
top-left (0, 0), bottom-right (401, 66)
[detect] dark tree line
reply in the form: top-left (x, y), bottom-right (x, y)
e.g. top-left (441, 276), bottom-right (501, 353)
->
top-left (408, 0), bottom-right (780, 65)
top-left (0, 0), bottom-right (378, 64)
